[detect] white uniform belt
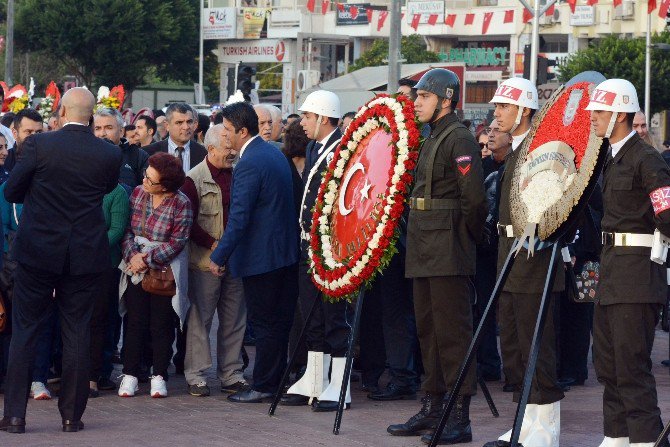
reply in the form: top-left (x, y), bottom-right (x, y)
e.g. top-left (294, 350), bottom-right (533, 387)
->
top-left (601, 232), bottom-right (654, 247)
top-left (497, 224), bottom-right (514, 238)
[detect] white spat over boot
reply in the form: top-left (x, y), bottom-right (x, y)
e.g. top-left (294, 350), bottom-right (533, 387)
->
top-left (598, 437), bottom-right (630, 447)
top-left (312, 357), bottom-right (351, 412)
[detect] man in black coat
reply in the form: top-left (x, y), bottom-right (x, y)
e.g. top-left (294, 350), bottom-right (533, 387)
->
top-left (143, 103), bottom-right (207, 173)
top-left (0, 87), bottom-right (122, 434)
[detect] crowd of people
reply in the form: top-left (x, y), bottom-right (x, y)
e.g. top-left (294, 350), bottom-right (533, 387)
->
top-left (0, 72), bottom-right (665, 447)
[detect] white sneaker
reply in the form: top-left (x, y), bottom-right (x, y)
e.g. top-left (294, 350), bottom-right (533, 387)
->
top-left (118, 375), bottom-right (139, 397)
top-left (30, 382), bottom-right (51, 400)
top-left (150, 375), bottom-right (167, 398)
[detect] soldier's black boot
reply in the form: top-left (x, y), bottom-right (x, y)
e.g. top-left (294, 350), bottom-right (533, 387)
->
top-left (421, 395), bottom-right (473, 445)
top-left (387, 392), bottom-right (444, 436)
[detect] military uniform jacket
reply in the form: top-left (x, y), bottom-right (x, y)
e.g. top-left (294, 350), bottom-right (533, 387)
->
top-left (405, 113), bottom-right (487, 278)
top-left (598, 132), bottom-right (670, 305)
top-left (496, 141), bottom-right (565, 294)
top-left (299, 128), bottom-right (342, 255)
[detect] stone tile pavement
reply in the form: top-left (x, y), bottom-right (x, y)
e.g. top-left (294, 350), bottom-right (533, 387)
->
top-left (0, 329), bottom-right (668, 447)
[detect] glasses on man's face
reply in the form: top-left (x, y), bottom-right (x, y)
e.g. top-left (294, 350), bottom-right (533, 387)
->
top-left (479, 142), bottom-right (487, 149)
top-left (144, 173), bottom-right (160, 186)
top-left (0, 144), bottom-right (7, 150)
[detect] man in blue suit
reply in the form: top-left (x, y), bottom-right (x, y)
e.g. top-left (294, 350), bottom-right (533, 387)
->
top-left (209, 102), bottom-right (299, 403)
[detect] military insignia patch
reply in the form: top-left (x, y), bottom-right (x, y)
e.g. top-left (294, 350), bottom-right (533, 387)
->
top-left (650, 186), bottom-right (670, 215)
top-left (445, 88), bottom-right (454, 99)
top-left (456, 155), bottom-right (472, 176)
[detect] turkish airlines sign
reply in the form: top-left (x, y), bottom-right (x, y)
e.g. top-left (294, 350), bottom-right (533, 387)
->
top-left (218, 39), bottom-right (292, 63)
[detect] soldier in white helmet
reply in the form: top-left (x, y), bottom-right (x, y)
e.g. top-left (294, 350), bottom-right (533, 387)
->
top-left (483, 78), bottom-right (565, 447)
top-left (587, 79), bottom-right (670, 447)
top-left (279, 90), bottom-right (355, 412)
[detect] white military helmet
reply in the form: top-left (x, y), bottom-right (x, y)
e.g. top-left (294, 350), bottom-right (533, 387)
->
top-left (585, 79), bottom-right (640, 138)
top-left (489, 77), bottom-right (538, 133)
top-left (489, 77), bottom-right (539, 110)
top-left (298, 90), bottom-right (341, 119)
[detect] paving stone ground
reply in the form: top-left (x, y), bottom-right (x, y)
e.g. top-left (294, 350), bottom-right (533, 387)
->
top-left (0, 327), bottom-right (668, 447)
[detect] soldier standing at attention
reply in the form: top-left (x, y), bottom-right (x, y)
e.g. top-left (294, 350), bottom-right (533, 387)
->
top-left (483, 78), bottom-right (564, 447)
top-left (587, 79), bottom-right (670, 447)
top-left (387, 68), bottom-right (487, 445)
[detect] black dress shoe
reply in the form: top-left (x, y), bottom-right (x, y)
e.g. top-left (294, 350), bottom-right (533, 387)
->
top-left (311, 399), bottom-right (350, 412)
top-left (368, 383), bottom-right (416, 401)
top-left (502, 383), bottom-right (516, 392)
top-left (62, 420), bottom-right (84, 432)
top-left (280, 393), bottom-right (309, 406)
top-left (661, 359), bottom-right (670, 367)
top-left (97, 377), bottom-right (116, 391)
top-left (88, 388), bottom-right (100, 398)
top-left (0, 417), bottom-right (26, 434)
top-left (227, 389), bottom-right (274, 403)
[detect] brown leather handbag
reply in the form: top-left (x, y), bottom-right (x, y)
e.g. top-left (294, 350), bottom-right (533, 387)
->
top-left (138, 196), bottom-right (176, 297)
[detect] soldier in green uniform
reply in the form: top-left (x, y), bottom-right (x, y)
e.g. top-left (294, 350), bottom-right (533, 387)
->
top-left (483, 77), bottom-right (564, 447)
top-left (587, 79), bottom-right (670, 447)
top-left (387, 68), bottom-right (487, 445)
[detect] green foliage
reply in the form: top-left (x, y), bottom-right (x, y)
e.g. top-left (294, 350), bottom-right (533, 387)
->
top-left (15, 0), bottom-right (199, 93)
top-left (349, 34), bottom-right (440, 72)
top-left (558, 32), bottom-right (670, 114)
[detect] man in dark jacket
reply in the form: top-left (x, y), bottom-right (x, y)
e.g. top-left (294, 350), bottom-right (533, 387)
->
top-left (143, 103), bottom-right (207, 173)
top-left (587, 78), bottom-right (670, 447)
top-left (93, 107), bottom-right (149, 188)
top-left (0, 88), bottom-right (121, 434)
top-left (388, 68), bottom-right (487, 445)
top-left (4, 108), bottom-right (44, 173)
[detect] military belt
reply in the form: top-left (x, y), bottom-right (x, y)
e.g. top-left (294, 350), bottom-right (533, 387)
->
top-left (601, 232), bottom-right (654, 247)
top-left (409, 197), bottom-right (460, 211)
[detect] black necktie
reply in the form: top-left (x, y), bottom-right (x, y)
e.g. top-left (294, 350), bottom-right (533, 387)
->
top-left (176, 146), bottom-right (184, 164)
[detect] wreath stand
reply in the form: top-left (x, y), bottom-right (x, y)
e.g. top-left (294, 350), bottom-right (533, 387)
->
top-left (429, 238), bottom-right (561, 447)
top-left (656, 421), bottom-right (670, 447)
top-left (270, 281), bottom-right (501, 435)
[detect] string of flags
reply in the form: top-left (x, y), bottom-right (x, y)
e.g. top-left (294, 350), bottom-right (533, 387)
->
top-left (306, 0), bottom-right (670, 33)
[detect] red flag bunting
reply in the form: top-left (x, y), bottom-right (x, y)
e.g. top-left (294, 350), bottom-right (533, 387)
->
top-left (546, 3), bottom-right (555, 17)
top-left (350, 5), bottom-right (359, 19)
top-left (411, 13), bottom-right (421, 30)
top-left (523, 8), bottom-right (533, 23)
top-left (377, 10), bottom-right (389, 30)
top-left (321, 0), bottom-right (329, 14)
top-left (567, 0), bottom-right (577, 13)
top-left (649, 0), bottom-right (657, 13)
top-left (660, 0), bottom-right (670, 17)
top-left (307, 0), bottom-right (315, 13)
top-left (587, 0), bottom-right (598, 5)
top-left (445, 14), bottom-right (457, 27)
top-left (336, 2), bottom-right (344, 12)
top-left (613, 0), bottom-right (622, 6)
top-left (366, 8), bottom-right (373, 22)
top-left (428, 14), bottom-right (438, 25)
top-left (482, 11), bottom-right (493, 34)
top-left (464, 13), bottom-right (474, 25)
top-left (503, 9), bottom-right (514, 23)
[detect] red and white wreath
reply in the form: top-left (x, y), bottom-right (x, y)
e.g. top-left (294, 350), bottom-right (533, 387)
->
top-left (308, 94), bottom-right (422, 300)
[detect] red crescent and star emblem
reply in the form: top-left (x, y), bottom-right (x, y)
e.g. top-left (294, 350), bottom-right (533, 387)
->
top-left (330, 128), bottom-right (394, 262)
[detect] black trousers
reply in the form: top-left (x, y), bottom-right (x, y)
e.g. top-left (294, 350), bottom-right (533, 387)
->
top-left (474, 250), bottom-right (502, 379)
top-left (90, 268), bottom-right (113, 381)
top-left (297, 257), bottom-right (352, 356)
top-left (122, 281), bottom-right (175, 379)
top-left (498, 291), bottom-right (564, 405)
top-left (414, 276), bottom-right (476, 396)
top-left (594, 302), bottom-right (665, 443)
top-left (243, 263), bottom-right (298, 393)
top-left (558, 290), bottom-right (593, 383)
top-left (360, 252), bottom-right (418, 388)
top-left (3, 262), bottom-right (98, 421)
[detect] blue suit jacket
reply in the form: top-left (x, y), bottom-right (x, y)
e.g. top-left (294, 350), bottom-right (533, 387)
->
top-left (210, 136), bottom-right (298, 277)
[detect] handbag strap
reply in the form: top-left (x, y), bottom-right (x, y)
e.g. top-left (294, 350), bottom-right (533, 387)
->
top-left (141, 194), bottom-right (149, 239)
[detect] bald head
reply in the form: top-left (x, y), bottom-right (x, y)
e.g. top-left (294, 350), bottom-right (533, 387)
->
top-left (60, 87), bottom-right (96, 124)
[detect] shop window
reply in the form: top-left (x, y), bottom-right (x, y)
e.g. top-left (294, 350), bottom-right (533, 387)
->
top-left (466, 82), bottom-right (498, 105)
